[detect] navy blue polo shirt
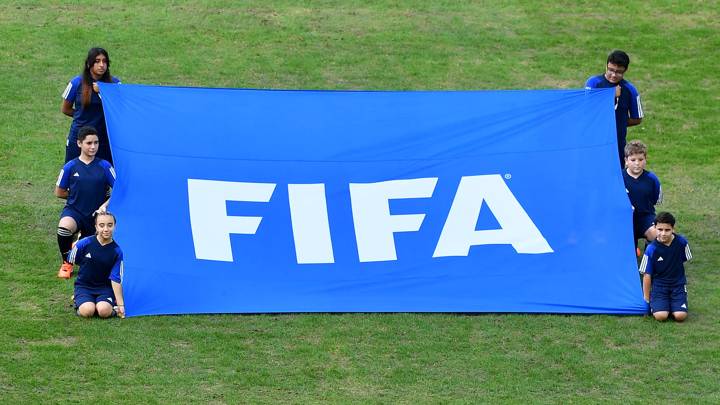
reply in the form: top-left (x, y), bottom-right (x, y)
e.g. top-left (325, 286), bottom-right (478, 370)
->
top-left (62, 75), bottom-right (121, 142)
top-left (640, 234), bottom-right (692, 287)
top-left (56, 157), bottom-right (115, 217)
top-left (623, 169), bottom-right (662, 216)
top-left (585, 75), bottom-right (643, 147)
top-left (69, 236), bottom-right (124, 290)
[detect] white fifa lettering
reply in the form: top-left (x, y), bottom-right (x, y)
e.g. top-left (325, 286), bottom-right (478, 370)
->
top-left (349, 178), bottom-right (437, 262)
top-left (188, 176), bottom-right (552, 264)
top-left (433, 175), bottom-right (553, 257)
top-left (188, 179), bottom-right (276, 262)
top-left (288, 184), bottom-right (335, 264)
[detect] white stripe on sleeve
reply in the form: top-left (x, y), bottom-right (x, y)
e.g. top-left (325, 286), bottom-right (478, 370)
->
top-left (636, 95), bottom-right (644, 118)
top-left (638, 254), bottom-right (648, 274)
top-left (56, 169), bottom-right (64, 186)
top-left (68, 245), bottom-right (78, 264)
top-left (61, 82), bottom-right (73, 99)
top-left (685, 244), bottom-right (692, 261)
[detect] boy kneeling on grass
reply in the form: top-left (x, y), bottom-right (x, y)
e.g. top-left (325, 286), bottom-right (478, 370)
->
top-left (640, 212), bottom-right (693, 322)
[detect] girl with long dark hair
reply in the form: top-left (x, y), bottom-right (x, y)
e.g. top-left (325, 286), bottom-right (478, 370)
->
top-left (61, 47), bottom-right (120, 164)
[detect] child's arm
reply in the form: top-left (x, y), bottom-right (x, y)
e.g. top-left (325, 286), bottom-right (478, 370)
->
top-left (109, 250), bottom-right (124, 318)
top-left (54, 163), bottom-right (72, 199)
top-left (96, 198), bottom-right (110, 215)
top-left (111, 280), bottom-right (125, 318)
top-left (642, 274), bottom-right (651, 303)
top-left (652, 173), bottom-right (662, 206)
top-left (54, 187), bottom-right (69, 199)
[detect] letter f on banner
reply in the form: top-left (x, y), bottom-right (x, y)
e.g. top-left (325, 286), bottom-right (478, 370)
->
top-left (188, 179), bottom-right (276, 262)
top-left (433, 175), bottom-right (552, 257)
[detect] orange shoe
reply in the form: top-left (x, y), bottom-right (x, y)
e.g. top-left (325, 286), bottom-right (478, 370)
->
top-left (636, 247), bottom-right (642, 257)
top-left (57, 261), bottom-right (73, 279)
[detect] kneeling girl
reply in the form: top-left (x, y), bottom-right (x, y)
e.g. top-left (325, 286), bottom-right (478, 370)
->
top-left (69, 211), bottom-right (124, 318)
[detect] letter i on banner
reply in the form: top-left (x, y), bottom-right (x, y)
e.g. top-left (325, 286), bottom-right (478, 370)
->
top-left (288, 184), bottom-right (335, 264)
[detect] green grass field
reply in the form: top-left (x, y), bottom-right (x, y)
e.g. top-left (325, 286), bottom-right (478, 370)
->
top-left (1, 1), bottom-right (718, 402)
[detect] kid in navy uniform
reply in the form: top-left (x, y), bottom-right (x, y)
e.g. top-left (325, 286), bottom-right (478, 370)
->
top-left (640, 212), bottom-right (693, 322)
top-left (61, 47), bottom-right (120, 164)
top-left (585, 50), bottom-right (644, 167)
top-left (69, 211), bottom-right (124, 318)
top-left (623, 140), bottom-right (662, 251)
top-left (55, 126), bottom-right (116, 278)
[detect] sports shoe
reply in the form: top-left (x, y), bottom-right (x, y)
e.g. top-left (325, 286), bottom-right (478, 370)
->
top-left (57, 261), bottom-right (73, 279)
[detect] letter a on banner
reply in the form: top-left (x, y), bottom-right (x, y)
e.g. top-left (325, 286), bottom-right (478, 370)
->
top-left (433, 175), bottom-right (553, 257)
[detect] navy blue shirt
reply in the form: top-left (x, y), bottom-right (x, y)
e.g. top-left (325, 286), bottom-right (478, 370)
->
top-left (623, 169), bottom-right (662, 216)
top-left (585, 75), bottom-right (643, 149)
top-left (56, 157), bottom-right (115, 217)
top-left (62, 75), bottom-right (121, 162)
top-left (69, 236), bottom-right (124, 290)
top-left (639, 234), bottom-right (692, 287)
top-left (62, 75), bottom-right (121, 140)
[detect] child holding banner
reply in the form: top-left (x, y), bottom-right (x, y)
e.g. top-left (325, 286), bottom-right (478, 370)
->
top-left (55, 126), bottom-right (116, 278)
top-left (69, 211), bottom-right (124, 318)
top-left (61, 47), bottom-right (121, 164)
top-left (585, 50), bottom-right (643, 167)
top-left (640, 212), bottom-right (692, 322)
top-left (623, 140), bottom-right (662, 253)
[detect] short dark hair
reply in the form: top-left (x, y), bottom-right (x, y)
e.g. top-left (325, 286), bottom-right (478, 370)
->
top-left (77, 126), bottom-right (98, 142)
top-left (655, 212), bottom-right (675, 227)
top-left (607, 50), bottom-right (630, 69)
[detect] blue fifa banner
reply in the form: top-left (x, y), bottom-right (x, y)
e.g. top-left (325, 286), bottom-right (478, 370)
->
top-left (99, 83), bottom-right (647, 316)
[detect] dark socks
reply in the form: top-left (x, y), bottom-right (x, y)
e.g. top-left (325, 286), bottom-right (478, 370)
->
top-left (57, 227), bottom-right (74, 262)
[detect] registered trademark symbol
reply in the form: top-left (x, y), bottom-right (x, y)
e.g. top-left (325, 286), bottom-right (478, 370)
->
top-left (504, 173), bottom-right (512, 179)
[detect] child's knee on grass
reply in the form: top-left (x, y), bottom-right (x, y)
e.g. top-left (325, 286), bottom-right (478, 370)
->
top-left (96, 301), bottom-right (114, 318)
top-left (77, 302), bottom-right (96, 318)
top-left (653, 311), bottom-right (669, 321)
top-left (673, 312), bottom-right (687, 322)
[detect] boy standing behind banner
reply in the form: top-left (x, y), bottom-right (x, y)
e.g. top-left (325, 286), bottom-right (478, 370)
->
top-left (640, 212), bottom-right (692, 322)
top-left (623, 140), bottom-right (662, 252)
top-left (585, 50), bottom-right (644, 167)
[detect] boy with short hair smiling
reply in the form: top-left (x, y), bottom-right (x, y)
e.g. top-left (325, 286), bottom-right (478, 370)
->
top-left (623, 140), bottom-right (662, 250)
top-left (640, 212), bottom-right (693, 322)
